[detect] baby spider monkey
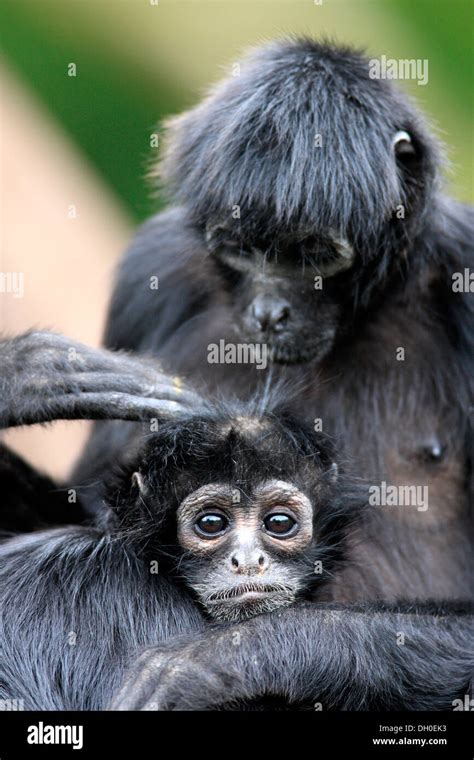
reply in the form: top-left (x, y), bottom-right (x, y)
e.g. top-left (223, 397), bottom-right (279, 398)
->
top-left (110, 399), bottom-right (363, 626)
top-left (1, 332), bottom-right (470, 711)
top-left (0, 331), bottom-right (362, 709)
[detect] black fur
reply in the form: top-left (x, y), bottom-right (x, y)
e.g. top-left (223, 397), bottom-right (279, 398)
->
top-left (77, 39), bottom-right (472, 594)
top-left (0, 386), bottom-right (363, 710)
top-left (111, 599), bottom-right (474, 711)
top-left (0, 444), bottom-right (83, 534)
top-left (1, 373), bottom-right (471, 710)
top-left (79, 38), bottom-right (473, 710)
top-left (109, 399), bottom-right (361, 587)
top-left (2, 37), bottom-right (472, 711)
top-left (158, 38), bottom-right (440, 267)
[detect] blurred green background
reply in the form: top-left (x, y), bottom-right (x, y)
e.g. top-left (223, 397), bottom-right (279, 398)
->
top-left (1, 0), bottom-right (473, 221)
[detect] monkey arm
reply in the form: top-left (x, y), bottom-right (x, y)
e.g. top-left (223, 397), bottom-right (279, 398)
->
top-left (110, 601), bottom-right (474, 710)
top-left (0, 529), bottom-right (205, 709)
top-left (0, 330), bottom-right (204, 430)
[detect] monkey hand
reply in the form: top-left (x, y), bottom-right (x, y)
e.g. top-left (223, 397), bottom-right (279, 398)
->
top-left (0, 330), bottom-right (204, 430)
top-left (110, 603), bottom-right (337, 711)
top-left (108, 615), bottom-right (293, 711)
top-left (109, 601), bottom-right (474, 711)
top-left (109, 634), bottom-right (251, 711)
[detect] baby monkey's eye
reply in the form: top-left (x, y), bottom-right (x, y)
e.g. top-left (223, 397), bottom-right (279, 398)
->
top-left (264, 513), bottom-right (297, 537)
top-left (195, 513), bottom-right (228, 537)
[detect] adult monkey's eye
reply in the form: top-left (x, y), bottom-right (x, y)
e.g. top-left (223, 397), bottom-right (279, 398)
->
top-left (264, 513), bottom-right (297, 537)
top-left (316, 232), bottom-right (355, 278)
top-left (393, 130), bottom-right (416, 158)
top-left (195, 513), bottom-right (228, 537)
top-left (205, 222), bottom-right (240, 254)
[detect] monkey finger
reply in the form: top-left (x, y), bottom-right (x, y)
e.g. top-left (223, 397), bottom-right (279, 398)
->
top-left (25, 373), bottom-right (203, 408)
top-left (2, 393), bottom-right (195, 429)
top-left (110, 650), bottom-right (173, 710)
top-left (52, 392), bottom-right (196, 422)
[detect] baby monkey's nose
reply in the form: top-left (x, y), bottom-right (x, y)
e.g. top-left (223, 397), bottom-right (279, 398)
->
top-left (230, 551), bottom-right (268, 574)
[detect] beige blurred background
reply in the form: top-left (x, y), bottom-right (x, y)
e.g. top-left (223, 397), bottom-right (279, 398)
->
top-left (0, 65), bottom-right (132, 478)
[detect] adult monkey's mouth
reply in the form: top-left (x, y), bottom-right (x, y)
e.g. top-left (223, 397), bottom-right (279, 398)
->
top-left (268, 339), bottom-right (334, 365)
top-left (235, 329), bottom-right (332, 365)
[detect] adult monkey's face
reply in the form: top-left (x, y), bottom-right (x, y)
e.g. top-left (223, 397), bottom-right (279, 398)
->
top-left (206, 225), bottom-right (354, 364)
top-left (160, 38), bottom-right (440, 365)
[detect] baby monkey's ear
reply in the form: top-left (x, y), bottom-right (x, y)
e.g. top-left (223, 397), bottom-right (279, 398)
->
top-left (328, 462), bottom-right (339, 484)
top-left (132, 471), bottom-right (149, 496)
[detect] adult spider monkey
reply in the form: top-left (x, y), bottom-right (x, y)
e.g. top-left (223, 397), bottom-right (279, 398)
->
top-left (82, 38), bottom-right (473, 709)
top-left (3, 37), bottom-right (473, 710)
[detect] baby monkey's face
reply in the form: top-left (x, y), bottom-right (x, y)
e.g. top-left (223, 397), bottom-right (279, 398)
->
top-left (177, 480), bottom-right (314, 623)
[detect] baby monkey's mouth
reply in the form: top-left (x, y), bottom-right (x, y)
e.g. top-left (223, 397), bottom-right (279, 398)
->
top-left (200, 582), bottom-right (296, 622)
top-left (208, 583), bottom-right (285, 602)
